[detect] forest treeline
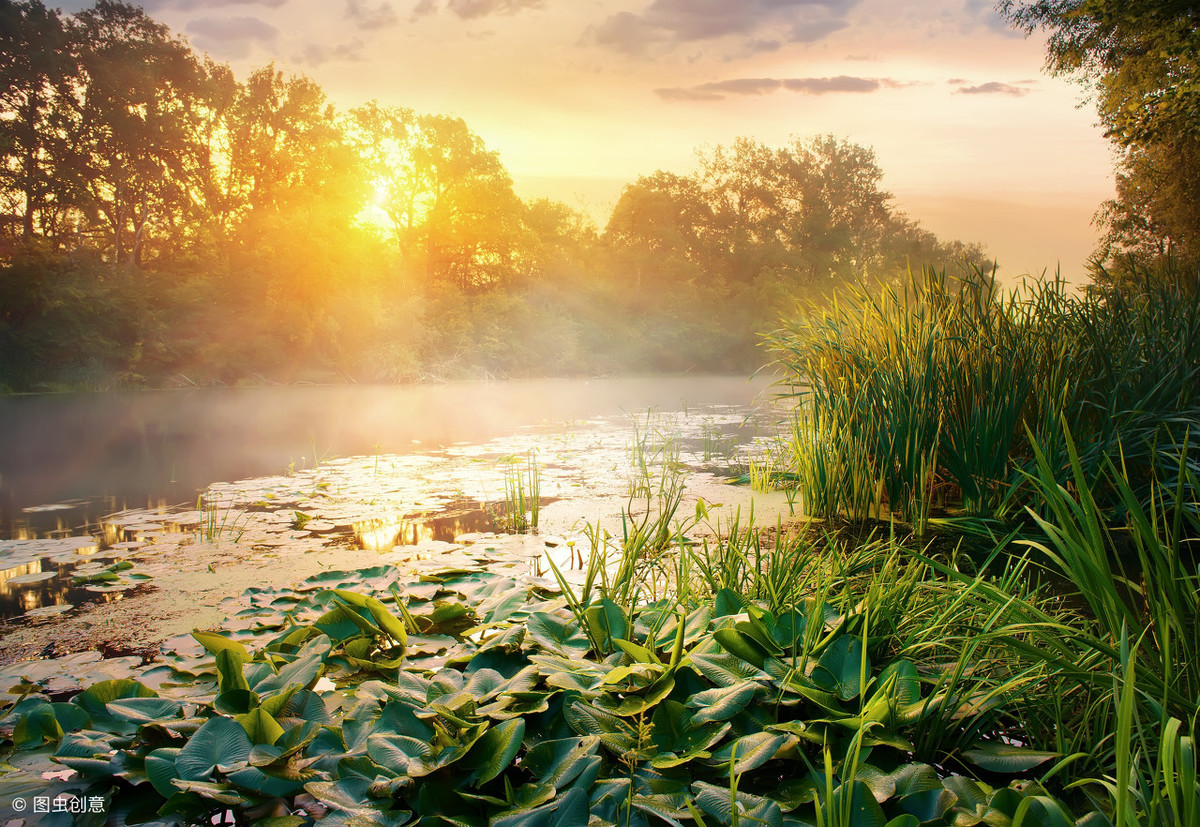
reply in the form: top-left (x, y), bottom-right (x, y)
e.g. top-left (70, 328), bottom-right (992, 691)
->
top-left (0, 0), bottom-right (994, 391)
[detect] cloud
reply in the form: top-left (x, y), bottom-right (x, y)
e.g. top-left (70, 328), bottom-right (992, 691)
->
top-left (410, 0), bottom-right (437, 18)
top-left (955, 81), bottom-right (1032, 96)
top-left (347, 0), bottom-right (398, 28)
top-left (656, 74), bottom-right (904, 101)
top-left (142, 0), bottom-right (286, 9)
top-left (299, 37), bottom-right (368, 66)
top-left (185, 16), bottom-right (278, 59)
top-left (410, 0), bottom-right (543, 20)
top-left (963, 0), bottom-right (1020, 36)
top-left (588, 0), bottom-right (861, 56)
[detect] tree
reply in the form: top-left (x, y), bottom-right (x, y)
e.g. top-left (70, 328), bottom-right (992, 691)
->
top-left (1000, 1), bottom-right (1200, 270)
top-left (348, 105), bottom-right (526, 289)
top-left (0, 0), bottom-right (74, 243)
top-left (66, 0), bottom-right (210, 266)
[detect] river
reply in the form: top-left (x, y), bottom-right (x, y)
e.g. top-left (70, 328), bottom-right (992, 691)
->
top-left (0, 375), bottom-right (790, 657)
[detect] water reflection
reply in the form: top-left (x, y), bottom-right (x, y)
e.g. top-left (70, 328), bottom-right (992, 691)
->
top-left (0, 376), bottom-right (773, 623)
top-left (0, 376), bottom-right (768, 536)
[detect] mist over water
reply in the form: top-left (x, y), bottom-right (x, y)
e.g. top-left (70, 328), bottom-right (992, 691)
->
top-left (0, 375), bottom-right (771, 532)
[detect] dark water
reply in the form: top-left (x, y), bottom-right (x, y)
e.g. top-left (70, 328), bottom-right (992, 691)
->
top-left (0, 376), bottom-right (768, 540)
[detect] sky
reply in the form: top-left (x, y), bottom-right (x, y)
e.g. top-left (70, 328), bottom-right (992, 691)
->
top-left (64, 0), bottom-right (1117, 282)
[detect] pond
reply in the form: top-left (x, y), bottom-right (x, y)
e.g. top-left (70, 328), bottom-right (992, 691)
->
top-left (0, 375), bottom-right (793, 661)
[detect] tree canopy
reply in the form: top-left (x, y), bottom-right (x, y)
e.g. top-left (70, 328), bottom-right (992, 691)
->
top-left (1001, 0), bottom-right (1200, 280)
top-left (0, 0), bottom-right (991, 391)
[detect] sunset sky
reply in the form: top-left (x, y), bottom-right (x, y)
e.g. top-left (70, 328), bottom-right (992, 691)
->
top-left (63, 0), bottom-right (1117, 282)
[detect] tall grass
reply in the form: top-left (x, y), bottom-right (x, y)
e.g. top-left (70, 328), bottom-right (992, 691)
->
top-left (767, 263), bottom-right (1200, 526)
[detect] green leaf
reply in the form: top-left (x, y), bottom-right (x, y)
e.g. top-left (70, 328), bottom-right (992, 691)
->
top-left (216, 648), bottom-right (250, 695)
top-left (563, 700), bottom-right (636, 755)
top-left (714, 628), bottom-right (771, 669)
top-left (146, 747), bottom-right (182, 798)
top-left (685, 680), bottom-right (758, 723)
top-left (461, 718), bottom-right (525, 784)
top-left (72, 679), bottom-right (156, 717)
top-left (105, 697), bottom-right (183, 725)
top-left (13, 704), bottom-right (63, 750)
top-left (711, 731), bottom-right (794, 775)
top-left (492, 786), bottom-right (588, 827)
top-left (176, 716), bottom-right (253, 781)
top-left (713, 588), bottom-right (748, 617)
top-left (237, 708), bottom-right (285, 746)
top-left (585, 599), bottom-right (628, 650)
top-left (193, 630), bottom-right (250, 662)
top-left (527, 612), bottom-right (591, 657)
top-left (689, 652), bottom-right (771, 686)
top-left (812, 635), bottom-right (868, 700)
top-left (963, 742), bottom-right (1059, 772)
top-left (613, 637), bottom-right (661, 665)
top-left (367, 732), bottom-right (434, 777)
top-left (521, 736), bottom-right (602, 789)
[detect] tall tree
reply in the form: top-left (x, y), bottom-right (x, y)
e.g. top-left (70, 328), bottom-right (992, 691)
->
top-left (67, 0), bottom-right (209, 266)
top-left (1000, 0), bottom-right (1200, 274)
top-left (0, 0), bottom-right (75, 242)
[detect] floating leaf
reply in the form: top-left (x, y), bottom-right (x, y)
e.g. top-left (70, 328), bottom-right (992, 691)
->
top-left (963, 742), bottom-right (1059, 772)
top-left (176, 717), bottom-right (253, 781)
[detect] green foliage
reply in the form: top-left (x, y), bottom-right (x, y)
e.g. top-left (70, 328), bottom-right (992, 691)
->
top-left (768, 262), bottom-right (1200, 527)
top-left (1001, 0), bottom-right (1200, 271)
top-left (0, 544), bottom-right (1119, 825)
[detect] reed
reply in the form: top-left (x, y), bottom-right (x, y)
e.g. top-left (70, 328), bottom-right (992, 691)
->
top-left (768, 261), bottom-right (1200, 527)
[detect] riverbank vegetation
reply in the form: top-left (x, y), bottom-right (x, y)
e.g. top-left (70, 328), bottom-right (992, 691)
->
top-left (0, 0), bottom-right (991, 392)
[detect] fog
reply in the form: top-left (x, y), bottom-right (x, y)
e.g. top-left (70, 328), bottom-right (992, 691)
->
top-left (0, 376), bottom-right (771, 527)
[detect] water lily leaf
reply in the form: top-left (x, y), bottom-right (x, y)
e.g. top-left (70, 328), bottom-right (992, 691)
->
top-left (272, 689), bottom-right (331, 726)
top-left (812, 635), bottom-right (868, 701)
top-left (492, 785), bottom-right (588, 827)
top-left (105, 697), bottom-right (183, 725)
top-left (237, 708), bottom-right (284, 746)
top-left (595, 671), bottom-right (675, 717)
top-left (228, 763), bottom-right (308, 797)
top-left (691, 781), bottom-right (782, 827)
top-left (734, 617), bottom-right (784, 657)
top-left (364, 597), bottom-right (409, 648)
top-left (585, 599), bottom-right (628, 650)
top-left (877, 659), bottom-right (920, 706)
top-left (460, 717), bottom-right (525, 784)
top-left (713, 628), bottom-right (771, 669)
top-left (830, 780), bottom-right (888, 827)
top-left (176, 716), bottom-right (253, 781)
top-left (146, 746), bottom-right (182, 798)
top-left (527, 612), bottom-right (590, 657)
top-left (613, 637), bottom-right (662, 665)
top-left (885, 816), bottom-right (921, 827)
top-left (710, 731), bottom-right (795, 775)
top-left (13, 704), bottom-right (64, 749)
top-left (649, 700), bottom-right (729, 769)
top-left (253, 646), bottom-right (327, 696)
top-left (689, 652), bottom-right (771, 686)
top-left (367, 732), bottom-right (434, 777)
top-left (713, 588), bottom-right (748, 617)
top-left (215, 688), bottom-right (260, 716)
top-left (564, 700), bottom-right (636, 755)
top-left (72, 679), bottom-right (157, 716)
top-left (521, 736), bottom-right (602, 789)
top-left (685, 680), bottom-right (758, 723)
top-left (216, 649), bottom-right (250, 695)
top-left (172, 779), bottom-right (255, 806)
top-left (192, 630), bottom-right (249, 662)
top-left (942, 775), bottom-right (991, 812)
top-left (477, 584), bottom-right (533, 626)
top-left (963, 742), bottom-right (1059, 772)
top-left (900, 787), bottom-right (957, 823)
